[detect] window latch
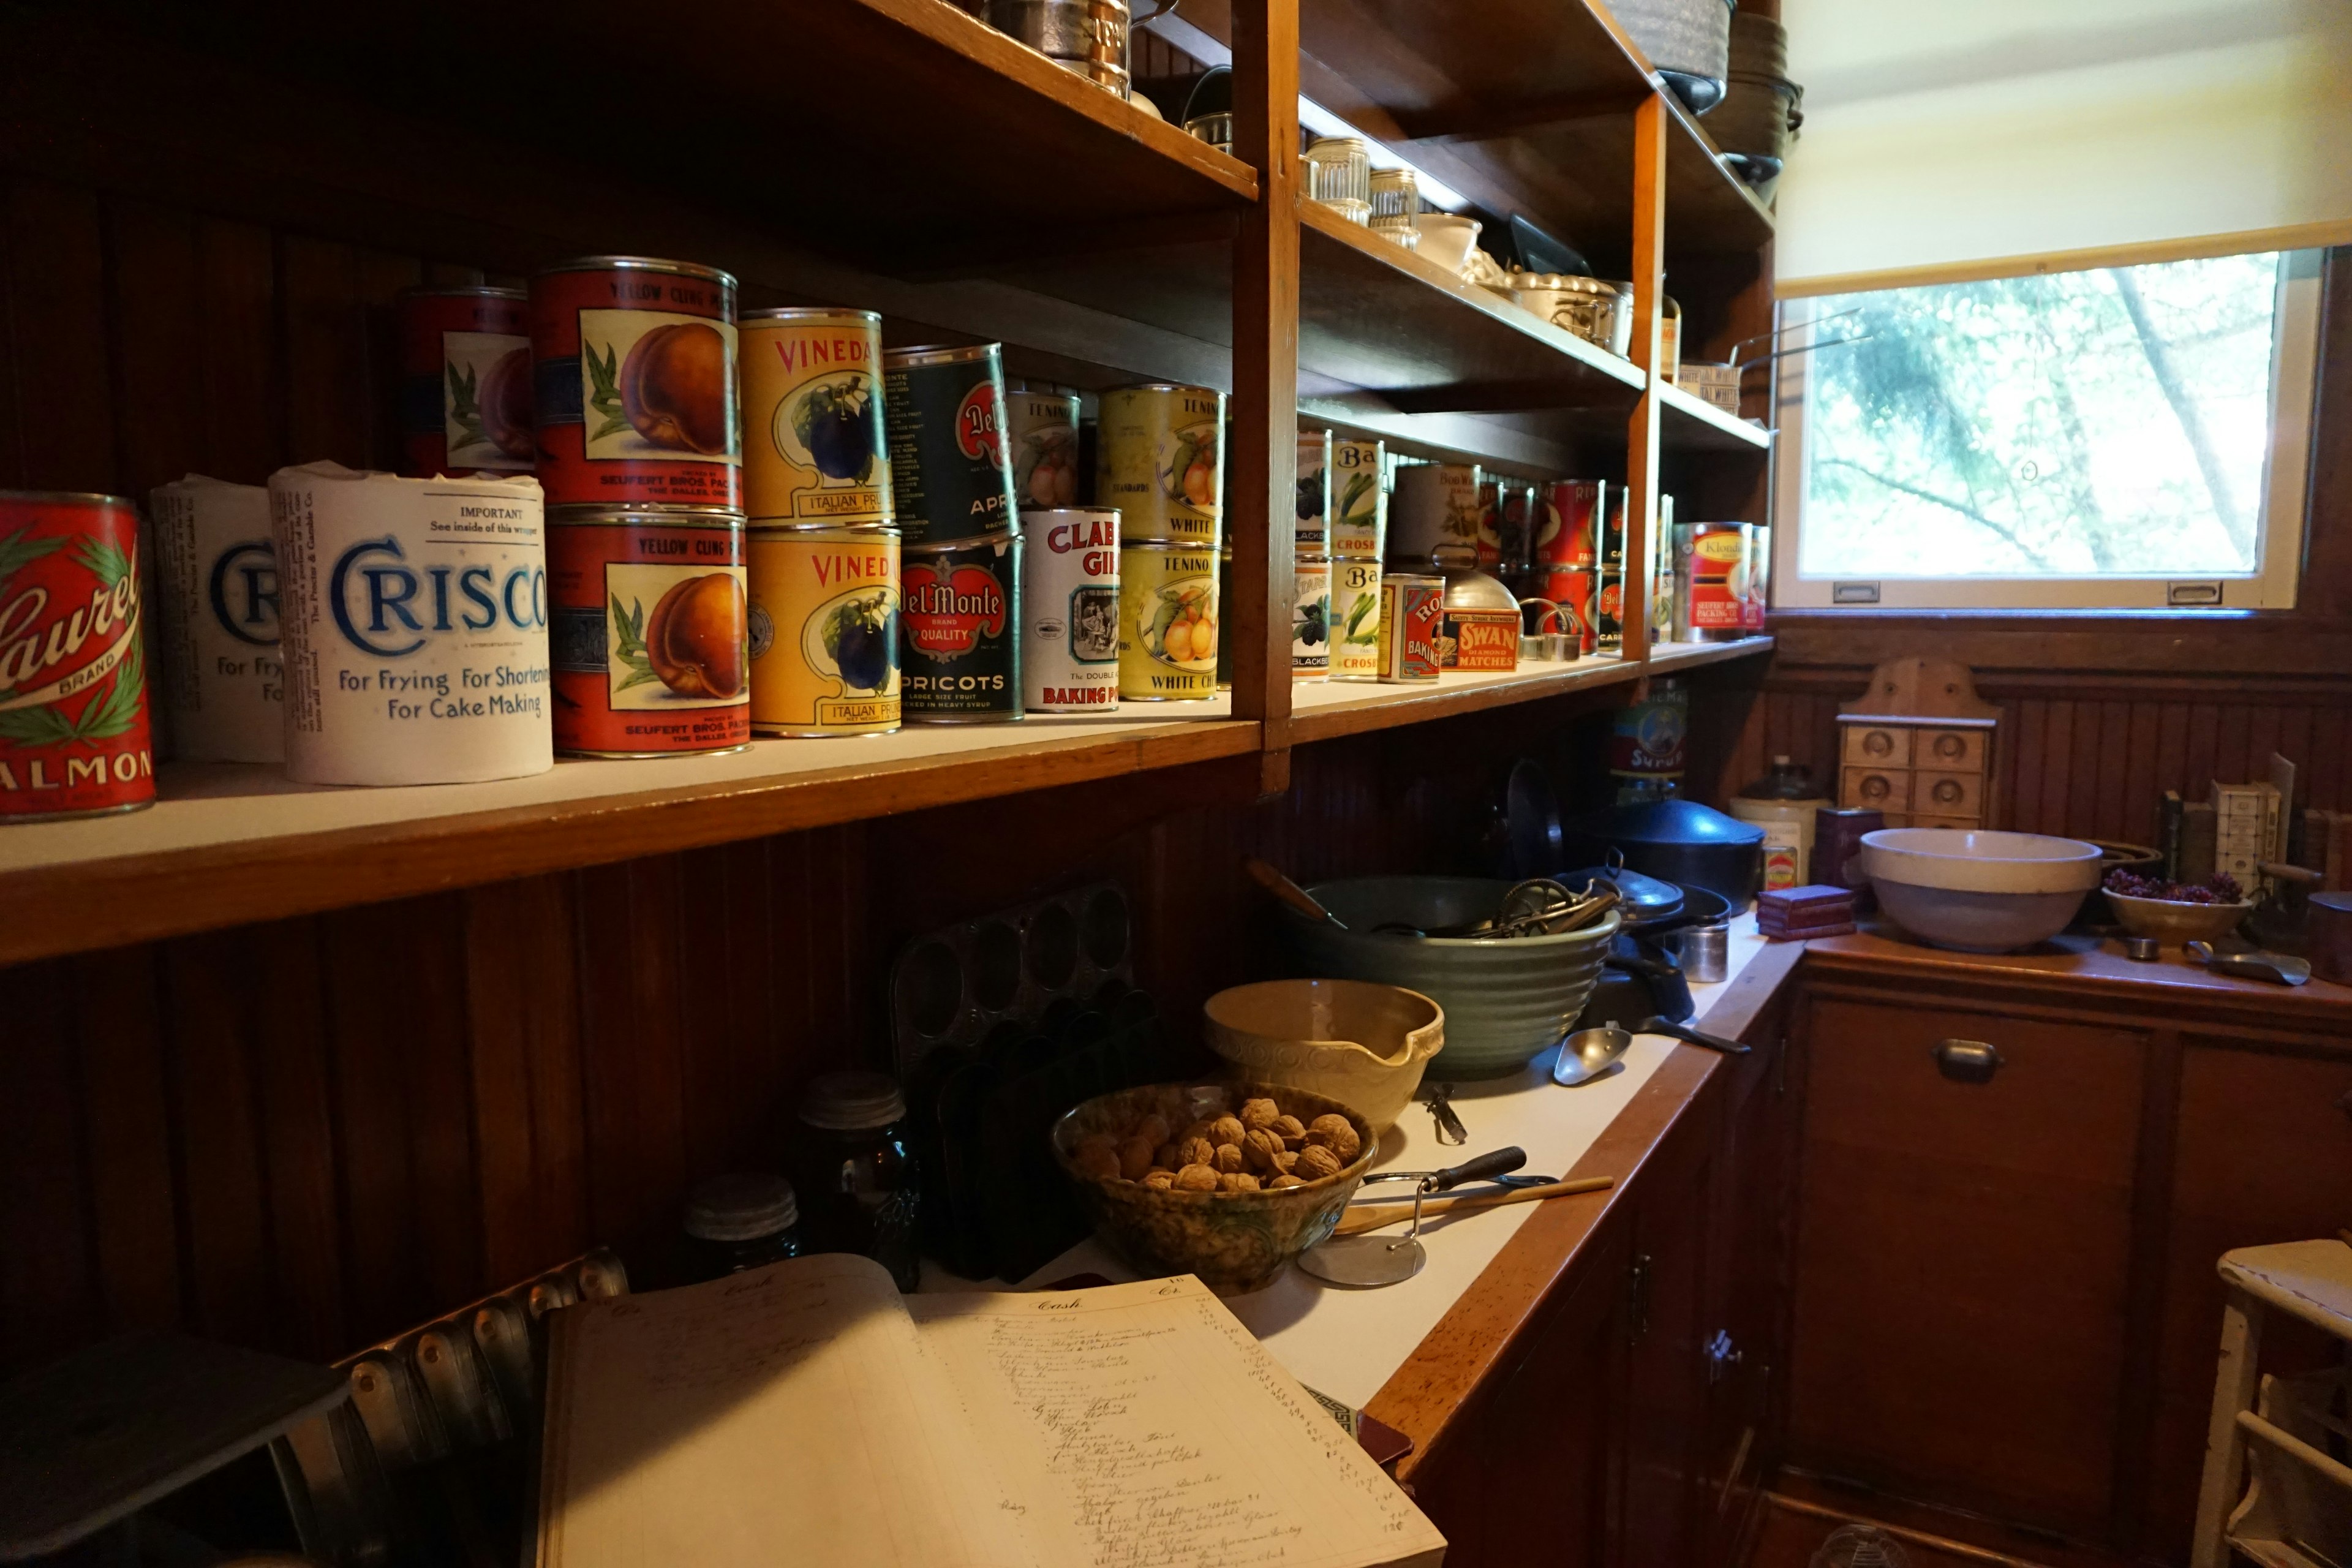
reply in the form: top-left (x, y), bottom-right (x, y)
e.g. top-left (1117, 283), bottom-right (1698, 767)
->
top-left (1831, 581), bottom-right (1880, 605)
top-left (2166, 581), bottom-right (2224, 606)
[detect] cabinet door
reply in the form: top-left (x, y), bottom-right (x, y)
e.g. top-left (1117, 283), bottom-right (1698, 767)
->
top-left (1623, 1112), bottom-right (1717, 1568)
top-left (1702, 1022), bottom-right (1793, 1568)
top-left (1789, 998), bottom-right (2146, 1532)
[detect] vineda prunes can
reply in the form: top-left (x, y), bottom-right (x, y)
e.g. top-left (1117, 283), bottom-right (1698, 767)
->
top-left (399, 286), bottom-right (533, 479)
top-left (1020, 508), bottom-right (1120, 712)
top-left (1120, 541), bottom-right (1218, 701)
top-left (740, 309), bottom-right (891, 526)
top-left (547, 507), bottom-right (749, 756)
top-left (530, 257), bottom-right (741, 508)
top-left (1008, 386), bottom-right (1083, 510)
top-left (884, 343), bottom-right (1016, 544)
top-left (1099, 383), bottom-right (1223, 545)
top-left (746, 524), bottom-right (900, 736)
top-left (1294, 429), bottom-right (1331, 554)
top-left (1376, 573), bottom-right (1442, 683)
top-left (0, 490), bottom-right (155, 820)
top-left (1292, 554), bottom-right (1330, 677)
top-left (1329, 437), bottom-right (1385, 559)
top-left (902, 530), bottom-right (1021, 722)
top-left (1330, 558), bottom-right (1382, 682)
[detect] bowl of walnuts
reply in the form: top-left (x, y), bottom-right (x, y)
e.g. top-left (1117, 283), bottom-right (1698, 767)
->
top-left (1052, 1080), bottom-right (1378, 1294)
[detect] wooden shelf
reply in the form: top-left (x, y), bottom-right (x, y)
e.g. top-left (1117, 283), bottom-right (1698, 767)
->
top-left (1656, 381), bottom-right (1773, 451)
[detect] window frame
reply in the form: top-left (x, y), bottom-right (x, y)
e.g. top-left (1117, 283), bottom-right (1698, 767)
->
top-left (1769, 248), bottom-right (2325, 612)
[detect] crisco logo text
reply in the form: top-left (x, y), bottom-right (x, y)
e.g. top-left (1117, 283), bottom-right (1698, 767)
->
top-left (330, 535), bottom-right (546, 657)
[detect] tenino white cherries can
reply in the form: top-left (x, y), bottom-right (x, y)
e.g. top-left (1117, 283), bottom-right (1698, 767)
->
top-left (268, 462), bottom-right (551, 785)
top-left (1020, 508), bottom-right (1120, 712)
top-left (149, 475), bottom-right (284, 763)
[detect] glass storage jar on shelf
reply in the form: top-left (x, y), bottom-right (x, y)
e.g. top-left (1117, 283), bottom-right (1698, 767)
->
top-left (1303, 136), bottom-right (1372, 224)
top-left (791, 1070), bottom-right (922, 1292)
top-left (1369, 167), bottom-right (1419, 251)
top-left (680, 1172), bottom-right (802, 1282)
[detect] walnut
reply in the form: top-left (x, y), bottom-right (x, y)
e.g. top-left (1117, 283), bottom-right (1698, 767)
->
top-left (1243, 1127), bottom-right (1286, 1172)
top-left (1173, 1163), bottom-right (1219, 1192)
top-left (1219, 1170), bottom-right (1262, 1193)
top-left (1270, 1148), bottom-right (1298, 1176)
top-left (1133, 1113), bottom-right (1171, 1149)
top-left (1238, 1097), bottom-right (1280, 1132)
top-left (1270, 1114), bottom-right (1307, 1148)
top-left (1177, 1136), bottom-right (1216, 1170)
top-left (1208, 1115), bottom-right (1246, 1149)
top-left (1212, 1142), bottom-right (1246, 1174)
top-left (1118, 1134), bottom-right (1156, 1182)
top-left (1268, 1173), bottom-right (1306, 1189)
top-left (1142, 1168), bottom-right (1177, 1191)
top-left (1294, 1144), bottom-right (1343, 1180)
top-left (1305, 1114), bottom-right (1362, 1163)
top-left (1072, 1138), bottom-right (1122, 1181)
top-left (1181, 1118), bottom-right (1218, 1144)
top-left (1154, 1142), bottom-right (1179, 1171)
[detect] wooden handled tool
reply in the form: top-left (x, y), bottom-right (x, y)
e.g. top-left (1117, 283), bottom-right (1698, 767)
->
top-left (1244, 857), bottom-right (1346, 928)
top-left (1334, 1175), bottom-right (1615, 1235)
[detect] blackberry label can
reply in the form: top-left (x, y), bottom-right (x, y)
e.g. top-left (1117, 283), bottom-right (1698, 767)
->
top-left (901, 530), bottom-right (1021, 722)
top-left (884, 343), bottom-right (1016, 545)
top-left (1294, 429), bottom-right (1330, 554)
top-left (1291, 554), bottom-right (1330, 677)
top-left (547, 507), bottom-right (748, 756)
top-left (1008, 387), bottom-right (1082, 510)
top-left (1099, 384), bottom-right (1223, 545)
top-left (149, 475), bottom-right (283, 763)
top-left (1377, 573), bottom-right (1442, 683)
top-left (1118, 541), bottom-right (1218, 701)
top-left (1329, 437), bottom-right (1385, 559)
top-left (741, 308), bottom-right (891, 526)
top-left (1330, 558), bottom-right (1382, 682)
top-left (747, 524), bottom-right (900, 737)
top-left (1020, 508), bottom-right (1119, 712)
top-left (399, 285), bottom-right (532, 478)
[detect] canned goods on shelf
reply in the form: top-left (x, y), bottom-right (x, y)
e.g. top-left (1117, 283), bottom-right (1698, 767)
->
top-left (1389, 462), bottom-right (1479, 566)
top-left (901, 528), bottom-right (1022, 722)
top-left (398, 285), bottom-right (532, 479)
top-left (747, 524), bottom-right (901, 737)
top-left (739, 308), bottom-right (891, 527)
top-left (1120, 540), bottom-right (1219, 701)
top-left (1008, 386), bottom-right (1083, 511)
top-left (547, 506), bottom-right (750, 756)
top-left (1021, 509), bottom-right (1120, 712)
top-left (1329, 437), bottom-right (1385, 559)
top-left (1329, 558), bottom-right (1382, 682)
top-left (1292, 554), bottom-right (1330, 678)
top-left (884, 343), bottom-right (1016, 545)
top-left (1376, 572), bottom-right (1442, 684)
top-left (1098, 383), bottom-right (1223, 546)
top-left (1294, 429), bottom-right (1331, 556)
top-left (149, 475), bottom-right (282, 764)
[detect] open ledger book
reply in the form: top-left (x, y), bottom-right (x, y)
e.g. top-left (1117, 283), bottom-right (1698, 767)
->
top-left (534, 1254), bottom-right (1446, 1568)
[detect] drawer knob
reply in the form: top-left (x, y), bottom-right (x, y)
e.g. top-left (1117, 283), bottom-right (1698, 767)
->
top-left (1864, 731), bottom-right (1894, 756)
top-left (1933, 1038), bottom-right (2003, 1083)
top-left (1934, 733), bottom-right (1967, 761)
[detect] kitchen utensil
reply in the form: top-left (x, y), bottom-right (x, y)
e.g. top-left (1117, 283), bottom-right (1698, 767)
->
top-left (1422, 1082), bottom-right (1469, 1145)
top-left (2248, 859), bottom-right (2326, 952)
top-left (1297, 1147), bottom-right (1525, 1286)
top-left (1245, 856), bottom-right (1346, 929)
top-left (2123, 936), bottom-right (2160, 962)
top-left (1860, 829), bottom-right (2102, 954)
top-left (1637, 1014), bottom-right (1750, 1055)
top-left (2185, 941), bottom-right (2312, 987)
top-left (1561, 798), bottom-right (1766, 913)
top-left (1203, 978), bottom-right (1444, 1136)
top-left (1501, 757), bottom-right (1563, 880)
top-left (1417, 214), bottom-right (1482, 275)
top-left (1558, 856), bottom-right (1686, 928)
top-left (1333, 1175), bottom-right (1614, 1234)
top-left (1667, 920), bottom-right (1729, 982)
top-left (2312, 891), bottom-right (2352, 986)
top-left (1370, 877), bottom-right (1616, 940)
top-left (1491, 1171), bottom-right (1563, 1189)
top-left (1555, 1022), bottom-right (1632, 1087)
top-left (2104, 889), bottom-right (2254, 949)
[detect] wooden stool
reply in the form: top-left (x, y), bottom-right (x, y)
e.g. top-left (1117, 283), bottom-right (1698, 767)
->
top-left (2188, 1239), bottom-right (2352, 1568)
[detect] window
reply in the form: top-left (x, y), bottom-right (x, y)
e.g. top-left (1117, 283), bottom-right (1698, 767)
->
top-left (1772, 249), bottom-right (2324, 609)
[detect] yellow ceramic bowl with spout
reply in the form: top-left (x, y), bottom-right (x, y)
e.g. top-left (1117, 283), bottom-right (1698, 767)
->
top-left (1202, 979), bottom-right (1444, 1136)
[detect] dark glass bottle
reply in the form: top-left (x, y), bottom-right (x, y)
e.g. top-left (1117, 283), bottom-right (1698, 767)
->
top-left (792, 1071), bottom-right (921, 1292)
top-left (680, 1172), bottom-right (801, 1283)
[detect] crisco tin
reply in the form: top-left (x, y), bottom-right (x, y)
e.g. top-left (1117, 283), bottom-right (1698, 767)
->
top-left (267, 463), bottom-right (550, 786)
top-left (1292, 553), bottom-right (1330, 677)
top-left (1389, 462), bottom-right (1479, 565)
top-left (149, 475), bottom-right (282, 763)
top-left (1330, 558), bottom-right (1382, 682)
top-left (1020, 508), bottom-right (1119, 712)
top-left (1376, 573), bottom-right (1442, 684)
top-left (530, 256), bottom-right (741, 508)
top-left (1008, 386), bottom-right (1083, 510)
top-left (0, 490), bottom-right (155, 820)
top-left (399, 285), bottom-right (532, 478)
top-left (746, 524), bottom-right (900, 737)
top-left (1099, 383), bottom-right (1223, 545)
top-left (902, 530), bottom-right (1021, 722)
top-left (884, 343), bottom-right (1016, 545)
top-left (546, 507), bottom-right (749, 756)
top-left (739, 308), bottom-right (891, 526)
top-left (1329, 437), bottom-right (1385, 559)
top-left (1294, 429), bottom-right (1331, 555)
top-left (1214, 543), bottom-right (1233, 691)
top-left (1118, 541), bottom-right (1218, 700)
top-left (1744, 524), bottom-right (1771, 631)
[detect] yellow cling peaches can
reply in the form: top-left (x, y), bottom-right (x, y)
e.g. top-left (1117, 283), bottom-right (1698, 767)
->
top-left (1097, 383), bottom-right (1223, 546)
top-left (1118, 541), bottom-right (1219, 701)
top-left (746, 524), bottom-right (900, 736)
top-left (739, 308), bottom-right (891, 526)
top-left (547, 507), bottom-right (749, 757)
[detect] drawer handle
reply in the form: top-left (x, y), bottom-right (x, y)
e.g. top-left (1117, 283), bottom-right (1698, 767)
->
top-left (1933, 1039), bottom-right (2004, 1083)
top-left (1933, 733), bottom-right (1967, 761)
top-left (1932, 778), bottom-right (1964, 805)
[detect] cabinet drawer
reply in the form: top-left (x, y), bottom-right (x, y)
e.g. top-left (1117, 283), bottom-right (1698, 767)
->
top-left (1842, 766), bottom-right (1910, 813)
top-left (1918, 727), bottom-right (1987, 771)
top-left (1843, 725), bottom-right (1912, 767)
top-left (1910, 813), bottom-right (1978, 830)
top-left (1915, 769), bottom-right (1982, 818)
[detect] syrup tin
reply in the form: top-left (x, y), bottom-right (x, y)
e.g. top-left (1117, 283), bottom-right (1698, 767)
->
top-left (0, 489), bottom-right (155, 820)
top-left (547, 507), bottom-right (748, 756)
top-left (746, 524), bottom-right (900, 737)
top-left (1330, 558), bottom-right (1382, 682)
top-left (902, 529), bottom-right (1021, 722)
top-left (1291, 553), bottom-right (1330, 677)
top-left (1008, 386), bottom-right (1083, 510)
top-left (530, 257), bottom-right (741, 508)
top-left (740, 308), bottom-right (890, 526)
top-left (267, 463), bottom-right (549, 786)
top-left (399, 285), bottom-right (532, 478)
top-left (1389, 462), bottom-right (1480, 565)
top-left (1376, 573), bottom-right (1442, 683)
top-left (149, 475), bottom-right (282, 763)
top-left (1294, 428), bottom-right (1331, 554)
top-left (884, 343), bottom-right (1016, 545)
top-left (1329, 437), bottom-right (1385, 559)
top-left (1020, 508), bottom-right (1120, 712)
top-left (1099, 383), bottom-right (1223, 545)
top-left (1118, 541), bottom-right (1218, 700)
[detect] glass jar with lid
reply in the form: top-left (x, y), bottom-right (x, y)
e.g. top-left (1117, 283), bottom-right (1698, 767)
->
top-left (791, 1070), bottom-right (922, 1292)
top-left (680, 1172), bottom-right (802, 1283)
top-left (1303, 136), bottom-right (1372, 224)
top-left (1368, 167), bottom-right (1419, 250)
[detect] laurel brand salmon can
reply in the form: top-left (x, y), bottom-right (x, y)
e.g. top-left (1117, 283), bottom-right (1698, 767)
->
top-left (1119, 541), bottom-right (1219, 700)
top-left (1020, 508), bottom-right (1120, 712)
top-left (746, 524), bottom-right (900, 737)
top-left (0, 490), bottom-right (156, 820)
top-left (1329, 558), bottom-right (1382, 682)
top-left (530, 257), bottom-right (741, 508)
top-left (1329, 437), bottom-right (1385, 559)
top-left (547, 507), bottom-right (748, 756)
top-left (740, 308), bottom-right (891, 526)
top-left (1376, 572), bottom-right (1442, 683)
top-left (1008, 387), bottom-right (1083, 511)
top-left (901, 530), bottom-right (1022, 722)
top-left (1099, 384), bottom-right (1223, 545)
top-left (884, 343), bottom-right (1017, 545)
top-left (1292, 554), bottom-right (1330, 677)
top-left (149, 475), bottom-right (282, 764)
top-left (399, 286), bottom-right (533, 479)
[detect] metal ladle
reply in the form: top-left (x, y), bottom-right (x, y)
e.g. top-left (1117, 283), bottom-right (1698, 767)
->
top-left (1553, 1020), bottom-right (1631, 1087)
top-left (1297, 1148), bottom-right (1528, 1287)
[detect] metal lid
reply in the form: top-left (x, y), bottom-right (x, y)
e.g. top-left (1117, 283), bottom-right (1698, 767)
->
top-left (1017, 508), bottom-right (1118, 524)
top-left (535, 255), bottom-right (739, 289)
top-left (1308, 136), bottom-right (1371, 157)
top-left (747, 521), bottom-right (901, 538)
top-left (884, 342), bottom-right (1000, 369)
top-left (740, 306), bottom-right (880, 325)
top-left (398, 284), bottom-right (526, 301)
top-left (0, 489), bottom-right (138, 510)
top-left (1513, 273), bottom-right (1616, 296)
top-left (905, 529), bottom-right (1019, 557)
top-left (548, 504), bottom-right (746, 527)
top-left (684, 1173), bottom-right (798, 1242)
top-left (1125, 538), bottom-right (1216, 556)
top-left (1106, 382), bottom-right (1221, 399)
top-left (799, 1071), bottom-right (908, 1131)
top-left (1442, 564), bottom-right (1519, 612)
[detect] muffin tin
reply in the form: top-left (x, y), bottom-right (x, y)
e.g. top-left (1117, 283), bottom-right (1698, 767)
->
top-left (888, 880), bottom-right (1136, 1080)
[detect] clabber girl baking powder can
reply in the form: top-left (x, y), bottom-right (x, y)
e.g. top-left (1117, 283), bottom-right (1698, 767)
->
top-left (1020, 508), bottom-right (1120, 712)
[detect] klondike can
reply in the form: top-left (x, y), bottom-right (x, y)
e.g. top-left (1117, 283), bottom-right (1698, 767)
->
top-left (399, 285), bottom-right (533, 479)
top-left (1021, 508), bottom-right (1120, 712)
top-left (740, 308), bottom-right (891, 526)
top-left (1294, 428), bottom-right (1331, 554)
top-left (1292, 554), bottom-right (1330, 678)
top-left (0, 490), bottom-right (155, 820)
top-left (902, 530), bottom-right (1021, 722)
top-left (530, 256), bottom-right (741, 508)
top-left (548, 507), bottom-right (749, 756)
top-left (1099, 383), bottom-right (1223, 545)
top-left (884, 343), bottom-right (1016, 544)
top-left (747, 524), bottom-right (900, 737)
top-left (1376, 572), bottom-right (1442, 684)
top-left (1120, 541), bottom-right (1218, 701)
top-left (1329, 437), bottom-right (1385, 559)
top-left (1008, 386), bottom-right (1083, 510)
top-left (1330, 558), bottom-right (1382, 682)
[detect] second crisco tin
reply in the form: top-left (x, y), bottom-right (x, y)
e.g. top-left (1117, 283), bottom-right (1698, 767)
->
top-left (1376, 573), bottom-right (1442, 683)
top-left (1008, 386), bottom-right (1083, 510)
top-left (399, 286), bottom-right (532, 479)
top-left (884, 343), bottom-right (1016, 545)
top-left (1021, 509), bottom-right (1120, 712)
top-left (1330, 558), bottom-right (1382, 681)
top-left (1099, 383), bottom-right (1223, 545)
top-left (1294, 429), bottom-right (1331, 554)
top-left (1292, 554), bottom-right (1330, 677)
top-left (747, 524), bottom-right (900, 736)
top-left (741, 308), bottom-right (891, 526)
top-left (1120, 541), bottom-right (1219, 701)
top-left (1329, 437), bottom-right (1385, 559)
top-left (902, 530), bottom-right (1022, 722)
top-left (548, 507), bottom-right (749, 756)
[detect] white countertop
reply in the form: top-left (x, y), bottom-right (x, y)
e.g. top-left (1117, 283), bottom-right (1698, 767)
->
top-left (922, 915), bottom-right (1779, 1411)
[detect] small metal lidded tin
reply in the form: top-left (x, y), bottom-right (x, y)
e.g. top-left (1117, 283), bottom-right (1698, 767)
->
top-left (1292, 553), bottom-right (1330, 678)
top-left (1099, 383), bottom-right (1223, 545)
top-left (746, 524), bottom-right (900, 737)
top-left (1376, 572), bottom-right (1442, 684)
top-left (1329, 437), bottom-right (1385, 559)
top-left (883, 343), bottom-right (1017, 545)
top-left (1329, 558), bottom-right (1382, 682)
top-left (901, 530), bottom-right (1022, 722)
top-left (1120, 541), bottom-right (1219, 701)
top-left (1008, 386), bottom-right (1084, 510)
top-left (1020, 508), bottom-right (1120, 712)
top-left (1294, 429), bottom-right (1331, 555)
top-left (739, 308), bottom-right (891, 527)
top-left (398, 286), bottom-right (532, 479)
top-left (546, 507), bottom-right (749, 757)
